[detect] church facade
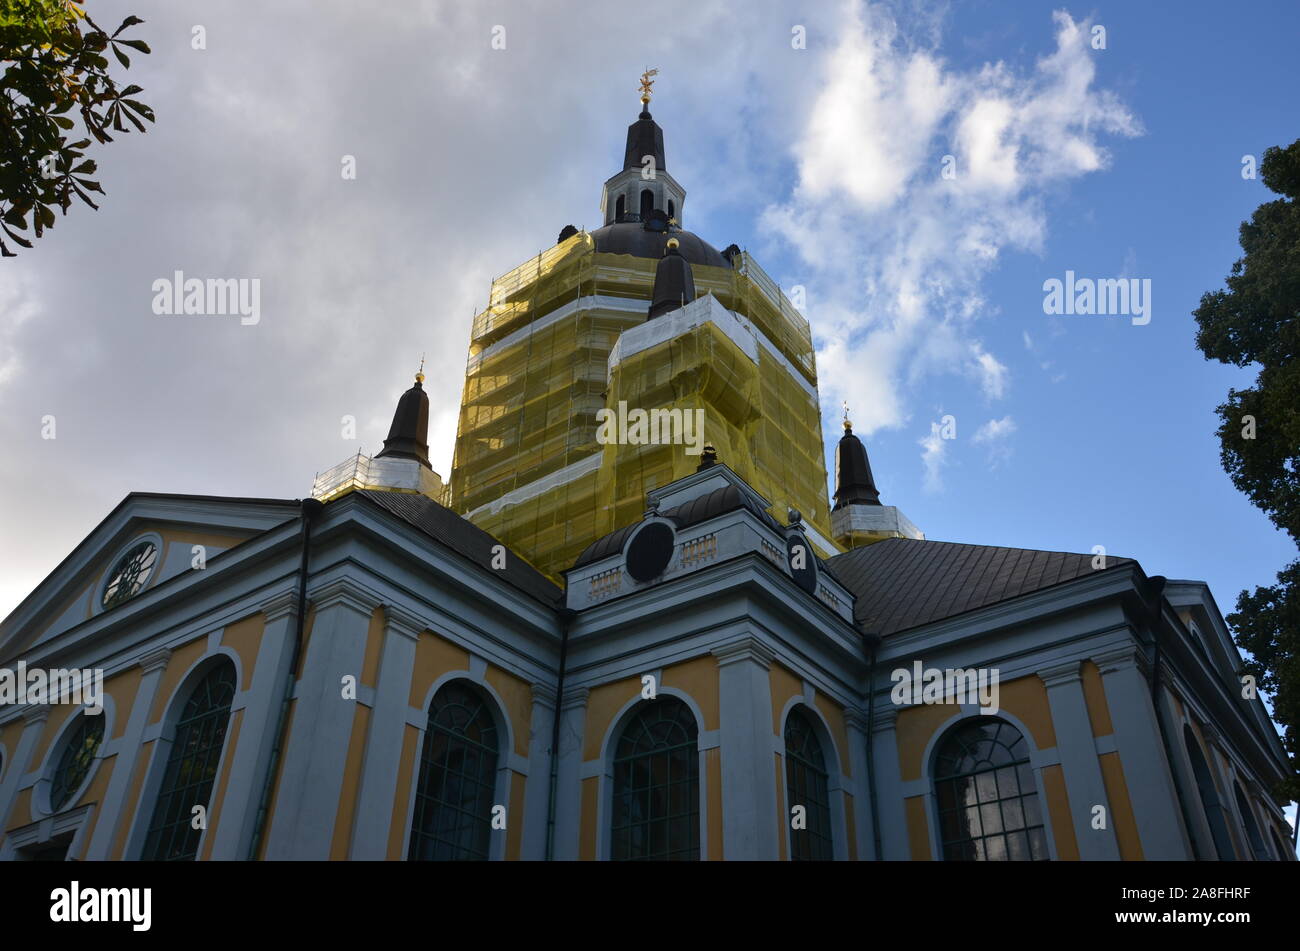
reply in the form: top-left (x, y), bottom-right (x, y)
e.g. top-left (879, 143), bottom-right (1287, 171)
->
top-left (0, 89), bottom-right (1292, 862)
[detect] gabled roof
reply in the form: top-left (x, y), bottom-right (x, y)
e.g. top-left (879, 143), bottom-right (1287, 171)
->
top-left (826, 537), bottom-right (1133, 636)
top-left (354, 491), bottom-right (562, 606)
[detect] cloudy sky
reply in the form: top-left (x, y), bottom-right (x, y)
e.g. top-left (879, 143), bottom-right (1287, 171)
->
top-left (2, 0), bottom-right (1297, 678)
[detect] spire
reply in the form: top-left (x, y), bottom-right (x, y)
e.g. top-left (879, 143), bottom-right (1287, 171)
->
top-left (833, 418), bottom-right (881, 509)
top-left (624, 68), bottom-right (666, 173)
top-left (375, 366), bottom-right (432, 469)
top-left (648, 237), bottom-right (695, 320)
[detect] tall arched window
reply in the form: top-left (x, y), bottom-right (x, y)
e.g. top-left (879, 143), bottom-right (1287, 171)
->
top-left (408, 681), bottom-right (500, 861)
top-left (667, 199), bottom-right (675, 220)
top-left (614, 194), bottom-right (625, 221)
top-left (1233, 781), bottom-right (1269, 860)
top-left (1183, 725), bottom-right (1235, 860)
top-left (141, 660), bottom-right (236, 860)
top-left (784, 708), bottom-right (833, 860)
top-left (611, 696), bottom-right (698, 861)
top-left (933, 717), bottom-right (1048, 861)
top-left (639, 188), bottom-right (654, 220)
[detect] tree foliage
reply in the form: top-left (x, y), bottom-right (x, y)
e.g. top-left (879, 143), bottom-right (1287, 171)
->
top-left (0, 0), bottom-right (153, 256)
top-left (1194, 140), bottom-right (1300, 802)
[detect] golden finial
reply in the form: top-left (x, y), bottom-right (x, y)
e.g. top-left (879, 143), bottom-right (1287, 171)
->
top-left (416, 353), bottom-right (425, 384)
top-left (666, 237), bottom-right (680, 251)
top-left (639, 68), bottom-right (659, 106)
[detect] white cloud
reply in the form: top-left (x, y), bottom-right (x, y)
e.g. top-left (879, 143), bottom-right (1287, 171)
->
top-left (762, 5), bottom-right (1140, 436)
top-left (919, 419), bottom-right (949, 492)
top-left (973, 415), bottom-right (1018, 468)
top-left (973, 415), bottom-right (1017, 444)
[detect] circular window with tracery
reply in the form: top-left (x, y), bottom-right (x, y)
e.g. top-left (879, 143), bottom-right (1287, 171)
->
top-left (50, 714), bottom-right (104, 812)
top-left (101, 540), bottom-right (158, 609)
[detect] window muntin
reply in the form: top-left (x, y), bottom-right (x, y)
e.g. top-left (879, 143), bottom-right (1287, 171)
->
top-left (610, 697), bottom-right (699, 861)
top-left (933, 717), bottom-right (1048, 861)
top-left (784, 708), bottom-right (833, 860)
top-left (101, 540), bottom-right (158, 609)
top-left (50, 713), bottom-right (104, 812)
top-left (1183, 725), bottom-right (1235, 860)
top-left (141, 661), bottom-right (236, 861)
top-left (1233, 782), bottom-right (1269, 860)
top-left (408, 681), bottom-right (500, 861)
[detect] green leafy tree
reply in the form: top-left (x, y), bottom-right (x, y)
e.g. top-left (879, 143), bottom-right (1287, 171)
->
top-left (1194, 139), bottom-right (1300, 803)
top-left (0, 0), bottom-right (153, 256)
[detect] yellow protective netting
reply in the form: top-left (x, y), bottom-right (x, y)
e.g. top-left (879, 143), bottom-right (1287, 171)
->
top-left (449, 231), bottom-right (834, 583)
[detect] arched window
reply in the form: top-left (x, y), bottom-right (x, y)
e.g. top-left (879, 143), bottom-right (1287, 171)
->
top-left (141, 660), bottom-right (236, 860)
top-left (639, 188), bottom-right (654, 220)
top-left (667, 199), bottom-right (675, 220)
top-left (1233, 781), bottom-right (1269, 860)
top-left (408, 681), bottom-right (500, 861)
top-left (1183, 725), bottom-right (1235, 860)
top-left (784, 708), bottom-right (833, 860)
top-left (933, 717), bottom-right (1047, 860)
top-left (101, 539), bottom-right (157, 610)
top-left (611, 696), bottom-right (698, 861)
top-left (50, 713), bottom-right (105, 812)
top-left (614, 194), bottom-right (625, 221)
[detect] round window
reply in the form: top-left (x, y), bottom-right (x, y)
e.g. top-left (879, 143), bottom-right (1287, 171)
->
top-left (50, 714), bottom-right (105, 812)
top-left (101, 540), bottom-right (158, 609)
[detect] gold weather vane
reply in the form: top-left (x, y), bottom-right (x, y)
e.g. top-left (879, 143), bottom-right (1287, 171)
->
top-left (639, 68), bottom-right (659, 106)
top-left (416, 353), bottom-right (425, 383)
top-left (843, 401), bottom-right (852, 430)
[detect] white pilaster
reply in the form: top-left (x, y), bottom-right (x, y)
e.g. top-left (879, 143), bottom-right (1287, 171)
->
top-left (712, 635), bottom-right (778, 860)
top-left (349, 603), bottom-right (424, 859)
top-left (1039, 660), bottom-right (1120, 860)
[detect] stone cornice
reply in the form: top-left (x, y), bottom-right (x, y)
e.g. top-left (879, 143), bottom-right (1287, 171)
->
top-left (1038, 660), bottom-right (1083, 689)
top-left (1093, 644), bottom-right (1144, 675)
top-left (530, 682), bottom-right (558, 707)
top-left (561, 686), bottom-right (590, 710)
top-left (136, 646), bottom-right (172, 675)
top-left (711, 635), bottom-right (774, 669)
top-left (259, 590), bottom-right (299, 624)
top-left (382, 603), bottom-right (426, 641)
top-left (308, 578), bottom-right (379, 617)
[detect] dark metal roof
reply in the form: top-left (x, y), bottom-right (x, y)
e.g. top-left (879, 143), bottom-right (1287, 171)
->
top-left (590, 222), bottom-right (729, 268)
top-left (623, 109), bottom-right (666, 172)
top-left (826, 538), bottom-right (1133, 636)
top-left (375, 377), bottom-right (431, 469)
top-left (355, 490), bottom-right (561, 606)
top-left (572, 484), bottom-right (782, 569)
top-left (833, 424), bottom-right (881, 508)
top-left (648, 245), bottom-right (696, 319)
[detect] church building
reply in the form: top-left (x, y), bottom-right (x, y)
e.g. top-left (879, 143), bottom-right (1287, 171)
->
top-left (0, 80), bottom-right (1292, 862)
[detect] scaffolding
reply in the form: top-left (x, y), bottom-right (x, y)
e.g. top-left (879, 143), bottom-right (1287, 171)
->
top-left (449, 230), bottom-right (833, 582)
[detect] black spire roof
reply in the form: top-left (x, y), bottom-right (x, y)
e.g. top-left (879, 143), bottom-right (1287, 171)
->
top-left (375, 373), bottom-right (431, 469)
top-left (833, 421), bottom-right (881, 509)
top-left (623, 108), bottom-right (666, 173)
top-left (648, 239), bottom-right (696, 320)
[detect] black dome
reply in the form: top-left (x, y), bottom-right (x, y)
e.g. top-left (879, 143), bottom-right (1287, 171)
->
top-left (590, 221), bottom-right (729, 269)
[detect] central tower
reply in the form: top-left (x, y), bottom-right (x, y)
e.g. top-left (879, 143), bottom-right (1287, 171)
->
top-left (448, 80), bottom-right (834, 580)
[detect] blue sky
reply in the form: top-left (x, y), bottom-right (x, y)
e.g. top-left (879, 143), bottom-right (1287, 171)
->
top-left (716, 1), bottom-right (1300, 614)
